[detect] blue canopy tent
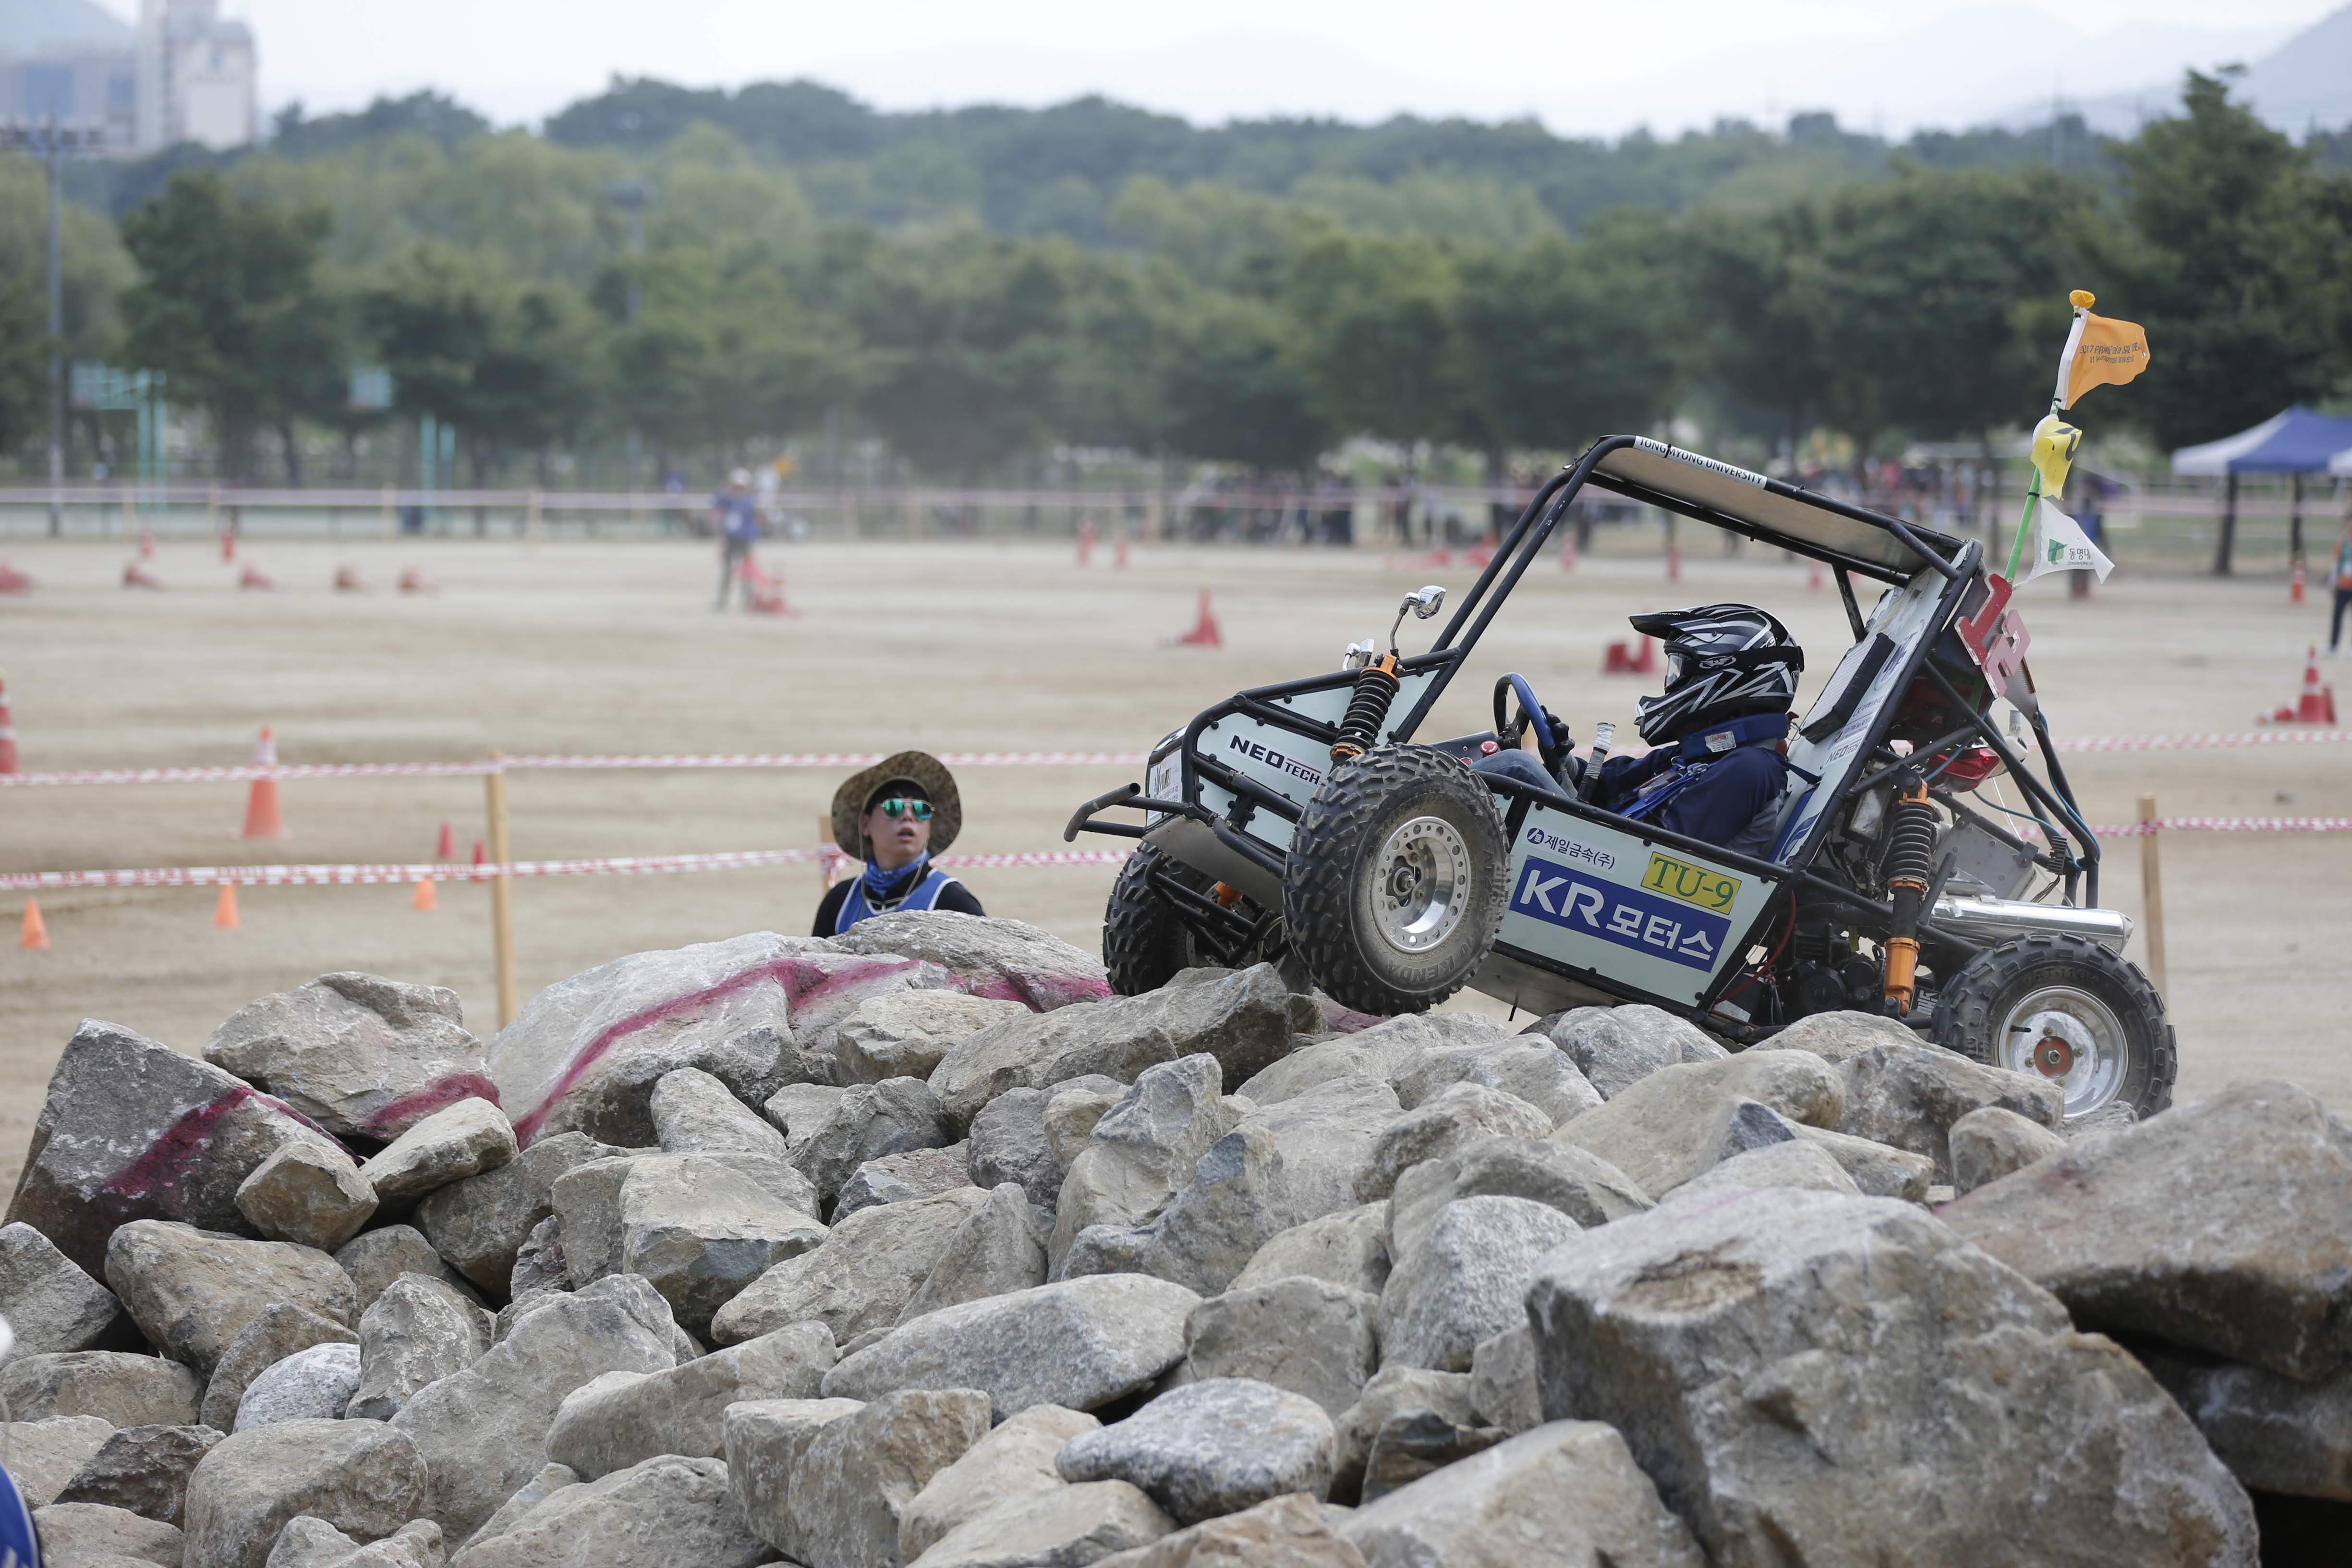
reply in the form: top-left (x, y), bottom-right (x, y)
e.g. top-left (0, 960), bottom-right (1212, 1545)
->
top-left (2171, 406), bottom-right (2352, 575)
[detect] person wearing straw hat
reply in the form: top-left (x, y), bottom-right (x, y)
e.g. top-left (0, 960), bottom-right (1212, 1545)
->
top-left (816, 750), bottom-right (984, 935)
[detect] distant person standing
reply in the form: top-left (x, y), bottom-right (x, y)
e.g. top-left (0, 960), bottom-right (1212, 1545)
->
top-left (713, 469), bottom-right (761, 611)
top-left (2329, 514), bottom-right (2352, 657)
top-left (815, 752), bottom-right (985, 935)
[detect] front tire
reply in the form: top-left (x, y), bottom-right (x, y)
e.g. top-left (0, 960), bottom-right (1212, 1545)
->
top-left (1103, 842), bottom-right (1278, 995)
top-left (1284, 746), bottom-right (1508, 1016)
top-left (1932, 933), bottom-right (2176, 1121)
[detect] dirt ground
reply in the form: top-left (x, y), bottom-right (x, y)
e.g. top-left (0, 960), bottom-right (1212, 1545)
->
top-left (3, 532), bottom-right (2347, 1193)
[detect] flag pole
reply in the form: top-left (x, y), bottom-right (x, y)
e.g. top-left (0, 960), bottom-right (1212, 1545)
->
top-left (2010, 291), bottom-right (2095, 582)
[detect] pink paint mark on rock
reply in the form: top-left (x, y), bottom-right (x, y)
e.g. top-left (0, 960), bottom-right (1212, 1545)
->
top-left (509, 954), bottom-right (933, 1146)
top-left (362, 1074), bottom-right (502, 1137)
top-left (96, 1085), bottom-right (326, 1210)
top-left (1318, 1002), bottom-right (1388, 1034)
top-left (967, 971), bottom-right (1114, 1011)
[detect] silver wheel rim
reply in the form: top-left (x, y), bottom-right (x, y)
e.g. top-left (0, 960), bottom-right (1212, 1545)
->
top-left (1371, 814), bottom-right (1471, 955)
top-left (1996, 984), bottom-right (2128, 1118)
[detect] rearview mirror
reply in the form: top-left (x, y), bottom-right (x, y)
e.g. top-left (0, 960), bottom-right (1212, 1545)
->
top-left (1404, 585), bottom-right (1445, 619)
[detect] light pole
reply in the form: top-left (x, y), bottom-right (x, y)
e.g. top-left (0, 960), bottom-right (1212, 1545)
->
top-left (0, 119), bottom-right (106, 536)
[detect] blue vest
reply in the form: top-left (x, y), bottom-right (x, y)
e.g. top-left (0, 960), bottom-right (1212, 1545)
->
top-left (833, 863), bottom-right (958, 934)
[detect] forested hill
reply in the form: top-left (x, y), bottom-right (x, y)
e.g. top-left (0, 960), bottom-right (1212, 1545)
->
top-left (86, 77), bottom-right (2120, 241)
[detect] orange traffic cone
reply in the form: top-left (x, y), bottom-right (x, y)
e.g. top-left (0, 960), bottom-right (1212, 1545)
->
top-left (412, 877), bottom-right (438, 912)
top-left (2260, 646), bottom-right (2338, 725)
top-left (239, 726), bottom-right (289, 840)
top-left (213, 883), bottom-right (240, 930)
top-left (1807, 559), bottom-right (1826, 592)
top-left (333, 565), bottom-right (364, 592)
top-left (122, 561), bottom-right (164, 589)
top-left (1076, 519), bottom-right (1097, 567)
top-left (2291, 557), bottom-right (2306, 606)
top-left (20, 897), bottom-right (47, 950)
top-left (0, 669), bottom-right (17, 777)
top-left (220, 524), bottom-right (236, 562)
top-left (0, 560), bottom-right (30, 593)
top-left (436, 820), bottom-right (454, 860)
top-left (1164, 590), bottom-right (1223, 648)
top-left (472, 839), bottom-right (485, 867)
top-left (238, 564), bottom-right (278, 591)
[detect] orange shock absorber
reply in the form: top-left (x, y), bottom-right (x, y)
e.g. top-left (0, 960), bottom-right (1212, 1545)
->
top-left (1880, 774), bottom-right (1936, 1016)
top-left (1330, 655), bottom-right (1402, 764)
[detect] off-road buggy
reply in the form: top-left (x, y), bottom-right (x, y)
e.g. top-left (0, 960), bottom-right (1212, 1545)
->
top-left (1067, 436), bottom-right (2174, 1121)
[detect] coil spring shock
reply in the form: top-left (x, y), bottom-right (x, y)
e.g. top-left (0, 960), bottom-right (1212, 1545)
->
top-left (1879, 776), bottom-right (1938, 1016)
top-left (1331, 656), bottom-right (1402, 764)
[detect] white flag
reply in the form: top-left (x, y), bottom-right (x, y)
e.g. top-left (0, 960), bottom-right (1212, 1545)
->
top-left (2023, 499), bottom-right (2113, 583)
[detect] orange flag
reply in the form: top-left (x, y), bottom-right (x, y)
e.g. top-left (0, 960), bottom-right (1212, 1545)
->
top-left (2057, 297), bottom-right (2150, 409)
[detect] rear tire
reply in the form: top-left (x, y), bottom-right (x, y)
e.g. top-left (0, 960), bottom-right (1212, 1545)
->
top-left (1102, 842), bottom-right (1278, 995)
top-left (1284, 746), bottom-right (1508, 1016)
top-left (1932, 933), bottom-right (2176, 1122)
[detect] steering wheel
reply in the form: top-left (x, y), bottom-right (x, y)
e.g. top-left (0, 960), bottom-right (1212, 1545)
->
top-left (1492, 674), bottom-right (1560, 766)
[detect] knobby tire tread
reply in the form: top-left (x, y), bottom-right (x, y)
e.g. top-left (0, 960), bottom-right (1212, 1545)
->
top-left (1933, 932), bottom-right (2176, 1120)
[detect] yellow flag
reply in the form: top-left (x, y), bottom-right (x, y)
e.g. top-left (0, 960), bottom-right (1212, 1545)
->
top-left (2059, 311), bottom-right (2150, 408)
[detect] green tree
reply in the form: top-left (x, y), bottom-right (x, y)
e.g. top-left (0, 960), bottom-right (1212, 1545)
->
top-left (1161, 291), bottom-right (1332, 469)
top-left (1682, 202), bottom-right (1836, 461)
top-left (1284, 232), bottom-right (1460, 453)
top-left (118, 171), bottom-right (337, 478)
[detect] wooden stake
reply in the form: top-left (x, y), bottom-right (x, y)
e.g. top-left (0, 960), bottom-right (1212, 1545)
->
top-left (2137, 794), bottom-right (2166, 993)
top-left (486, 752), bottom-right (518, 1028)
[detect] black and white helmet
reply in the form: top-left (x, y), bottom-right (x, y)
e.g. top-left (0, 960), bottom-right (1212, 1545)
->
top-left (1629, 603), bottom-right (1804, 745)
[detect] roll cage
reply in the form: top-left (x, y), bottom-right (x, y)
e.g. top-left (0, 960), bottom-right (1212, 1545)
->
top-left (1068, 434), bottom-right (2102, 1037)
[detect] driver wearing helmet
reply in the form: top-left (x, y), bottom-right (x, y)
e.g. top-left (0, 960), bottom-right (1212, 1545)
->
top-left (1586, 604), bottom-right (1803, 856)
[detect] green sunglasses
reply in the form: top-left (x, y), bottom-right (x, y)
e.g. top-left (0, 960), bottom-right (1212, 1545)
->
top-left (875, 797), bottom-right (934, 821)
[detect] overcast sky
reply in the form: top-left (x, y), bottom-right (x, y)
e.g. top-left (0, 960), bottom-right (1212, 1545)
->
top-left (157, 0), bottom-right (2343, 138)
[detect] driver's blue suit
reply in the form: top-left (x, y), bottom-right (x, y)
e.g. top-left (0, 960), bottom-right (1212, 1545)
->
top-left (1475, 712), bottom-right (1792, 856)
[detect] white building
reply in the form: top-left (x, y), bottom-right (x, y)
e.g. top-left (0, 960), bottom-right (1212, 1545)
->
top-left (135, 0), bottom-right (256, 151)
top-left (0, 0), bottom-right (139, 145)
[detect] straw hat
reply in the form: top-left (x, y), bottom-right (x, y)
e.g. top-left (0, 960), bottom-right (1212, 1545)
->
top-left (830, 751), bottom-right (962, 857)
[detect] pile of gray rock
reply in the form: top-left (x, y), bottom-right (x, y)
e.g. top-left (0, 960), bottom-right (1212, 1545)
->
top-left (4, 911), bottom-right (2344, 1568)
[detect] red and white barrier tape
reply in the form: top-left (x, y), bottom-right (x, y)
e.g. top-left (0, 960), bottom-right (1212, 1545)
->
top-left (0, 846), bottom-right (1135, 892)
top-left (8, 819), bottom-right (2349, 896)
top-left (0, 751), bottom-right (1152, 787)
top-left (3, 733), bottom-right (2348, 789)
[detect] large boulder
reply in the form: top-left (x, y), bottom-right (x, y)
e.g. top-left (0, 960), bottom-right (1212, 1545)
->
top-left (201, 1304), bottom-right (358, 1432)
top-left (1092, 1492), bottom-right (1358, 1568)
top-left (444, 1454), bottom-right (769, 1568)
top-left (331, 1228), bottom-right (472, 1315)
top-left (1527, 1185), bottom-right (2257, 1567)
top-left (543, 1322), bottom-right (835, 1478)
top-left (1049, 1056), bottom-right (1244, 1273)
top-left (1232, 1076), bottom-right (1404, 1230)
top-left (788, 1078), bottom-right (953, 1207)
top-left (1819, 1041), bottom-right (2062, 1180)
top-left (412, 1132), bottom-right (625, 1297)
top-left (550, 1153), bottom-right (825, 1337)
top-left (1547, 1052), bottom-right (1842, 1197)
top-left (2143, 1352), bottom-right (2352, 1504)
top-left (1378, 1196), bottom-right (1581, 1373)
top-left (645, 1067), bottom-right (787, 1157)
top-left (1057, 1378), bottom-right (1335, 1525)
top-left (708, 1185), bottom-right (985, 1344)
top-left (835, 1143), bottom-right (974, 1219)
top-left (1183, 1276), bottom-right (1380, 1417)
top-left (1948, 1105), bottom-right (2066, 1195)
top-left (834, 991), bottom-right (1031, 1085)
top-left (1230, 1204), bottom-right (1391, 1299)
top-left (485, 932), bottom-right (964, 1147)
top-left (204, 973), bottom-right (492, 1141)
top-left (104, 1223), bottom-right (352, 1381)
top-left (1526, 1004), bottom-right (1727, 1099)
top-left (1062, 1126), bottom-right (1292, 1296)
top-left (1235, 1012), bottom-right (1499, 1107)
top-left (963, 1089), bottom-right (1061, 1215)
top-left (1665, 1137), bottom-right (1859, 1202)
top-left (895, 1182), bottom-right (1048, 1324)
top-left (1339, 1420), bottom-right (1706, 1568)
top-left (1, 1351), bottom-right (202, 1427)
top-left (455, 1467), bottom-right (576, 1559)
top-left (911, 1480), bottom-right (1173, 1567)
top-left (0, 1415), bottom-right (117, 1508)
top-left (1940, 1079), bottom-right (2352, 1381)
top-left (0, 1221), bottom-right (127, 1359)
top-left (182, 1420), bottom-right (427, 1568)
top-left (1754, 1008), bottom-right (1920, 1063)
top-left (348, 1274), bottom-right (495, 1422)
top-left (359, 1100), bottom-right (519, 1210)
top-left (56, 1423), bottom-right (226, 1526)
top-left (896, 1403), bottom-right (1101, 1561)
top-left (234, 1142), bottom-right (377, 1252)
top-left (724, 1388), bottom-right (990, 1568)
top-left (28, 1501), bottom-right (184, 1567)
top-left (1386, 1137), bottom-right (1647, 1266)
top-left (1391, 1039), bottom-right (1601, 1129)
top-left (386, 1274), bottom-right (680, 1540)
top-left (825, 910), bottom-right (1112, 1012)
top-left (232, 1341), bottom-right (362, 1431)
top-left (823, 1275), bottom-right (1200, 1419)
top-left (1354, 1084), bottom-right (1552, 1204)
top-left (8, 1020), bottom-right (345, 1275)
top-left (930, 965), bottom-right (1321, 1131)
top-left (267, 1517), bottom-right (443, 1568)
